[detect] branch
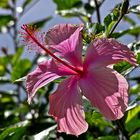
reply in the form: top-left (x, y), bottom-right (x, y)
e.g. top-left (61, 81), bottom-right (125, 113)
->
top-left (94, 0), bottom-right (101, 23)
top-left (115, 119), bottom-right (130, 140)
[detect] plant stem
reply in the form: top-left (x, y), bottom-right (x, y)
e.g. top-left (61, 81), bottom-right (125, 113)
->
top-left (94, 0), bottom-right (101, 24)
top-left (109, 14), bottom-right (124, 37)
top-left (115, 119), bottom-right (130, 140)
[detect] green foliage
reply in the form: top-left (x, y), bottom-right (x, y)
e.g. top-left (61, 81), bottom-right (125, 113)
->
top-left (0, 15), bottom-right (14, 31)
top-left (111, 26), bottom-right (140, 38)
top-left (12, 47), bottom-right (24, 66)
top-left (0, 0), bottom-right (10, 9)
top-left (129, 4), bottom-right (140, 14)
top-left (0, 122), bottom-right (29, 140)
top-left (113, 61), bottom-right (132, 75)
top-left (104, 8), bottom-right (120, 37)
top-left (53, 0), bottom-right (82, 10)
top-left (11, 59), bottom-right (32, 82)
top-left (130, 133), bottom-right (140, 140)
top-left (125, 106), bottom-right (140, 132)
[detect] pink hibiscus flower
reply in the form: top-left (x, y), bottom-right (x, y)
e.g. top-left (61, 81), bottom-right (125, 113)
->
top-left (20, 24), bottom-right (137, 136)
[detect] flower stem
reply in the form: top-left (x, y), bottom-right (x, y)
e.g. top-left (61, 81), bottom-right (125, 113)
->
top-left (115, 119), bottom-right (130, 140)
top-left (109, 14), bottom-right (124, 37)
top-left (94, 0), bottom-right (101, 24)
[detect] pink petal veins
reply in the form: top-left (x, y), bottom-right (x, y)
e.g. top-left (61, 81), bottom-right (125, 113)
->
top-left (79, 67), bottom-right (128, 120)
top-left (46, 24), bottom-right (80, 45)
top-left (49, 76), bottom-right (88, 136)
top-left (84, 38), bottom-right (138, 69)
top-left (46, 24), bottom-right (83, 67)
top-left (26, 59), bottom-right (77, 103)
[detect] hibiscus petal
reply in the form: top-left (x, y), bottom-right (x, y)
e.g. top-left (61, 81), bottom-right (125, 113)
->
top-left (84, 38), bottom-right (138, 68)
top-left (49, 76), bottom-right (88, 136)
top-left (46, 24), bottom-right (83, 67)
top-left (26, 59), bottom-right (77, 103)
top-left (46, 24), bottom-right (79, 45)
top-left (79, 67), bottom-right (128, 120)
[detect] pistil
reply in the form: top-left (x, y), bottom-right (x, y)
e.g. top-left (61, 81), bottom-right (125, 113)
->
top-left (21, 24), bottom-right (83, 75)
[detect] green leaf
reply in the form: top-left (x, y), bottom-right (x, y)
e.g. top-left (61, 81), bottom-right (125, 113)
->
top-left (11, 59), bottom-right (32, 82)
top-left (130, 85), bottom-right (140, 94)
top-left (0, 121), bottom-right (29, 140)
top-left (125, 106), bottom-right (140, 132)
top-left (92, 23), bottom-right (105, 35)
top-left (97, 136), bottom-right (118, 140)
top-left (126, 106), bottom-right (140, 123)
top-left (0, 56), bottom-right (10, 76)
top-left (113, 61), bottom-right (132, 75)
top-left (53, 0), bottom-right (86, 19)
top-left (0, 15), bottom-right (14, 31)
top-left (136, 53), bottom-right (140, 65)
top-left (129, 4), bottom-right (140, 14)
top-left (33, 125), bottom-right (57, 140)
top-left (0, 0), bottom-right (10, 9)
top-left (30, 16), bottom-right (52, 28)
top-left (12, 47), bottom-right (24, 66)
top-left (0, 77), bottom-right (10, 84)
top-left (123, 16), bottom-right (136, 26)
top-left (53, 0), bottom-right (82, 10)
top-left (56, 7), bottom-right (87, 18)
top-left (86, 111), bottom-right (114, 130)
top-left (84, 3), bottom-right (95, 15)
top-left (111, 26), bottom-right (140, 38)
top-left (130, 133), bottom-right (140, 140)
top-left (104, 8), bottom-right (120, 37)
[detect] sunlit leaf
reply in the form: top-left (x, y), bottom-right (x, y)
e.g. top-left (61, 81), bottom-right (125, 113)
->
top-left (113, 61), bottom-right (132, 75)
top-left (136, 53), bottom-right (140, 65)
top-left (12, 47), bottom-right (24, 66)
top-left (56, 7), bottom-right (87, 18)
top-left (0, 0), bottom-right (10, 9)
top-left (130, 85), bottom-right (140, 94)
top-left (33, 125), bottom-right (57, 140)
top-left (111, 26), bottom-right (140, 38)
top-left (53, 0), bottom-right (82, 10)
top-left (0, 96), bottom-right (14, 103)
top-left (0, 56), bottom-right (10, 76)
top-left (11, 59), bottom-right (32, 82)
top-left (14, 76), bottom-right (27, 82)
top-left (129, 4), bottom-right (140, 14)
top-left (130, 133), bottom-right (140, 140)
top-left (104, 8), bottom-right (120, 37)
top-left (0, 121), bottom-right (29, 140)
top-left (0, 15), bottom-right (14, 31)
top-left (86, 111), bottom-right (114, 131)
top-left (125, 106), bottom-right (140, 132)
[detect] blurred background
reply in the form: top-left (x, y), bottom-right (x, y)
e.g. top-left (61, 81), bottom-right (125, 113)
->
top-left (0, 0), bottom-right (140, 139)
